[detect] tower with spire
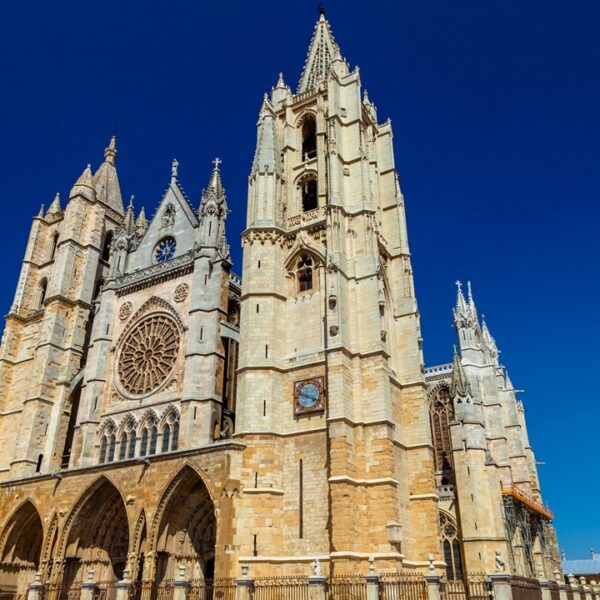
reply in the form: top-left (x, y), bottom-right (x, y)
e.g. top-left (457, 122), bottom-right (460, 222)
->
top-left (236, 10), bottom-right (438, 572)
top-left (0, 137), bottom-right (126, 477)
top-left (424, 281), bottom-right (558, 578)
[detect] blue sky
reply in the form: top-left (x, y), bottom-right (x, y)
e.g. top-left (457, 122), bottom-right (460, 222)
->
top-left (0, 0), bottom-right (598, 557)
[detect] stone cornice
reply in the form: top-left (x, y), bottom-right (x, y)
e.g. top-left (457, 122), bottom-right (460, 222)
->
top-left (113, 251), bottom-right (194, 296)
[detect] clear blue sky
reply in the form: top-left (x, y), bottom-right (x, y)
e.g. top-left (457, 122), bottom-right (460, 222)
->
top-left (0, 0), bottom-right (598, 558)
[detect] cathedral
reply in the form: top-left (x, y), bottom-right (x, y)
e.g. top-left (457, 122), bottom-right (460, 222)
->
top-left (0, 11), bottom-right (560, 597)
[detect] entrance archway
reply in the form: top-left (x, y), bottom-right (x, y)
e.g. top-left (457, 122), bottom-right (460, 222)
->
top-left (154, 467), bottom-right (216, 582)
top-left (62, 478), bottom-right (129, 587)
top-left (0, 501), bottom-right (43, 594)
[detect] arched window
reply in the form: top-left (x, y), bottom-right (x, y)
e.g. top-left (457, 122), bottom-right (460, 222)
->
top-left (35, 454), bottom-right (43, 473)
top-left (119, 433), bottom-right (128, 460)
top-left (440, 512), bottom-right (463, 580)
top-left (99, 437), bottom-right (108, 463)
top-left (301, 115), bottom-right (317, 160)
top-left (108, 434), bottom-right (116, 462)
top-left (94, 279), bottom-right (104, 300)
top-left (430, 386), bottom-right (455, 472)
top-left (128, 430), bottom-right (137, 459)
top-left (102, 231), bottom-right (113, 262)
top-left (172, 421), bottom-right (179, 451)
top-left (36, 278), bottom-right (48, 310)
top-left (149, 426), bottom-right (158, 455)
top-left (162, 424), bottom-right (171, 453)
top-left (140, 429), bottom-right (148, 457)
top-left (297, 255), bottom-right (314, 292)
top-left (301, 178), bottom-right (318, 212)
top-left (50, 232), bottom-right (59, 260)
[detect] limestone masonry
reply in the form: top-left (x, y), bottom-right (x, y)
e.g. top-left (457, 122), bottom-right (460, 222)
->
top-left (0, 12), bottom-right (560, 595)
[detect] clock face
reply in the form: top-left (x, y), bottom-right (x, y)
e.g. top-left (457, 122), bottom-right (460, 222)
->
top-left (155, 237), bottom-right (176, 263)
top-left (294, 377), bottom-right (325, 415)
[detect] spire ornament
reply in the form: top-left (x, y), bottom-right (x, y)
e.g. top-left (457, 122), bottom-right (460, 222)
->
top-left (104, 136), bottom-right (117, 165)
top-left (171, 159), bottom-right (179, 181)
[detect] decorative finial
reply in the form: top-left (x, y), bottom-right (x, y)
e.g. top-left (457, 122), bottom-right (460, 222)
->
top-left (467, 280), bottom-right (473, 301)
top-left (212, 157), bottom-right (222, 171)
top-left (171, 158), bottom-right (179, 180)
top-left (128, 194), bottom-right (135, 208)
top-left (368, 556), bottom-right (376, 575)
top-left (104, 136), bottom-right (117, 164)
top-left (38, 203), bottom-right (45, 217)
top-left (455, 280), bottom-right (462, 293)
top-left (453, 344), bottom-right (458, 355)
top-left (428, 554), bottom-right (435, 573)
top-left (363, 89), bottom-right (370, 103)
top-left (276, 72), bottom-right (286, 88)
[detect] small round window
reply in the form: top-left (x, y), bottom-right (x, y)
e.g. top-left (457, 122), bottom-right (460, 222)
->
top-left (154, 237), bottom-right (176, 263)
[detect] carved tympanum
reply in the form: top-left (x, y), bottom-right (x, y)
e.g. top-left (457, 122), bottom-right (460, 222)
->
top-left (118, 314), bottom-right (180, 396)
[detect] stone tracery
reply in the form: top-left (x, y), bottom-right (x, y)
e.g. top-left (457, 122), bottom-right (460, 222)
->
top-left (118, 315), bottom-right (180, 396)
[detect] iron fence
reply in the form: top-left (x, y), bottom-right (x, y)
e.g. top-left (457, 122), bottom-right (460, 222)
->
top-left (252, 576), bottom-right (311, 600)
top-left (442, 574), bottom-right (491, 600)
top-left (328, 575), bottom-right (367, 600)
top-left (188, 579), bottom-right (236, 600)
top-left (511, 576), bottom-right (542, 600)
top-left (548, 581), bottom-right (560, 600)
top-left (380, 573), bottom-right (428, 600)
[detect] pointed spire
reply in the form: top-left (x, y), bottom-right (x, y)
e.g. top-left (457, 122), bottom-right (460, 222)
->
top-left (124, 195), bottom-right (136, 236)
top-left (252, 103), bottom-right (282, 175)
top-left (481, 315), bottom-right (500, 364)
top-left (453, 280), bottom-right (468, 319)
top-left (467, 280), bottom-right (479, 320)
top-left (275, 72), bottom-right (286, 88)
top-left (75, 164), bottom-right (93, 187)
top-left (135, 206), bottom-right (148, 239)
top-left (104, 135), bottom-right (117, 165)
top-left (93, 136), bottom-right (124, 213)
top-left (450, 348), bottom-right (472, 399)
top-left (297, 12), bottom-right (342, 93)
top-left (69, 164), bottom-right (95, 201)
top-left (37, 203), bottom-right (45, 218)
top-left (209, 158), bottom-right (224, 194)
top-left (46, 192), bottom-right (62, 216)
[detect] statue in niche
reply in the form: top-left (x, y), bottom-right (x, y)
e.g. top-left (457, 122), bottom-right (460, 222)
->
top-left (162, 204), bottom-right (176, 227)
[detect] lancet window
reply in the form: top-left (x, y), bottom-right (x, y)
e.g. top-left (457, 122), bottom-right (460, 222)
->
top-left (36, 278), bottom-right (48, 310)
top-left (99, 424), bottom-right (116, 464)
top-left (297, 255), bottom-right (314, 292)
top-left (161, 411), bottom-right (180, 453)
top-left (440, 512), bottom-right (463, 580)
top-left (430, 386), bottom-right (455, 472)
top-left (301, 178), bottom-right (318, 212)
top-left (301, 114), bottom-right (317, 161)
top-left (102, 231), bottom-right (113, 262)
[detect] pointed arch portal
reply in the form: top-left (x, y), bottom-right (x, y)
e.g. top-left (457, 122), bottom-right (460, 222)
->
top-left (154, 467), bottom-right (216, 582)
top-left (62, 478), bottom-right (129, 587)
top-left (0, 501), bottom-right (43, 594)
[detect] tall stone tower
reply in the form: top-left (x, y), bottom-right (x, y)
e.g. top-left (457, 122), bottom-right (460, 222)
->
top-left (235, 12), bottom-right (439, 571)
top-left (0, 138), bottom-right (124, 477)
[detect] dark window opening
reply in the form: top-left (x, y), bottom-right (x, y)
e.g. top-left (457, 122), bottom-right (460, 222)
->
top-left (301, 116), bottom-right (317, 160)
top-left (50, 233), bottom-right (59, 260)
top-left (35, 454), bottom-right (43, 473)
top-left (297, 255), bottom-right (314, 292)
top-left (102, 231), bottom-right (113, 262)
top-left (301, 179), bottom-right (318, 212)
top-left (37, 279), bottom-right (48, 309)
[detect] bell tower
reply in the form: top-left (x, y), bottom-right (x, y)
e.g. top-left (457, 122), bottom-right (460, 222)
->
top-left (0, 138), bottom-right (124, 477)
top-left (235, 13), bottom-right (439, 572)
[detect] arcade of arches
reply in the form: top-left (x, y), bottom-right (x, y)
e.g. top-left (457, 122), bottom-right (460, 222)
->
top-left (0, 466), bottom-right (219, 592)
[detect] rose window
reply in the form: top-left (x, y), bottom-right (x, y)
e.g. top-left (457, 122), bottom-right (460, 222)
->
top-left (118, 315), bottom-right (180, 396)
top-left (154, 237), bottom-right (176, 263)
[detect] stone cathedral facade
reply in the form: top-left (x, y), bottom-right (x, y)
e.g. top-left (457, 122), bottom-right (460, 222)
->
top-left (0, 12), bottom-right (560, 596)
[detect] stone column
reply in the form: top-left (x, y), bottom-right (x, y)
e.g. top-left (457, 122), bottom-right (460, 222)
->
top-left (540, 580), bottom-right (551, 600)
top-left (172, 565), bottom-right (189, 600)
top-left (490, 573), bottom-right (513, 600)
top-left (27, 572), bottom-right (43, 600)
top-left (308, 576), bottom-right (327, 600)
top-left (235, 566), bottom-right (253, 600)
top-left (116, 569), bottom-right (132, 600)
top-left (425, 575), bottom-right (442, 600)
top-left (80, 570), bottom-right (96, 600)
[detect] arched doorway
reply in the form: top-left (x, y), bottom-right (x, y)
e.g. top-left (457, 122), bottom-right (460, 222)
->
top-left (0, 501), bottom-right (43, 595)
top-left (154, 467), bottom-right (216, 582)
top-left (62, 478), bottom-right (129, 588)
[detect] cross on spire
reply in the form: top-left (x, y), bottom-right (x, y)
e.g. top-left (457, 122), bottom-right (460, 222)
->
top-left (455, 280), bottom-right (462, 293)
top-left (212, 157), bottom-right (222, 170)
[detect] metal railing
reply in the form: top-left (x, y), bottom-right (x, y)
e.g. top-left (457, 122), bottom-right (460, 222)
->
top-left (380, 573), bottom-right (428, 600)
top-left (442, 576), bottom-right (491, 600)
top-left (252, 576), bottom-right (311, 600)
top-left (510, 576), bottom-right (542, 600)
top-left (328, 576), bottom-right (367, 600)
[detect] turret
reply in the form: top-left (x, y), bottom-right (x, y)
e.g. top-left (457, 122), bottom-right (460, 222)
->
top-left (453, 280), bottom-right (484, 364)
top-left (198, 159), bottom-right (229, 258)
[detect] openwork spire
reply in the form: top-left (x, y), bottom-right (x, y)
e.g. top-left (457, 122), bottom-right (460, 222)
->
top-left (252, 100), bottom-right (282, 175)
top-left (297, 12), bottom-right (342, 93)
top-left (93, 136), bottom-right (124, 214)
top-left (124, 195), bottom-right (136, 236)
top-left (481, 316), bottom-right (500, 364)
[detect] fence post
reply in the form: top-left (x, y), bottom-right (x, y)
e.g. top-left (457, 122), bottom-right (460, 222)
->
top-left (365, 557), bottom-right (380, 600)
top-left (27, 572), bottom-right (43, 600)
top-left (425, 575), bottom-right (442, 600)
top-left (539, 579), bottom-right (551, 600)
top-left (489, 574), bottom-right (513, 600)
top-left (116, 569), bottom-right (132, 600)
top-left (80, 570), bottom-right (96, 600)
top-left (556, 569), bottom-right (568, 600)
top-left (308, 576), bottom-right (327, 600)
top-left (236, 565), bottom-right (253, 600)
top-left (173, 565), bottom-right (189, 600)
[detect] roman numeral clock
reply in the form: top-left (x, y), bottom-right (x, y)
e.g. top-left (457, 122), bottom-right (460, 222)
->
top-left (294, 377), bottom-right (326, 415)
